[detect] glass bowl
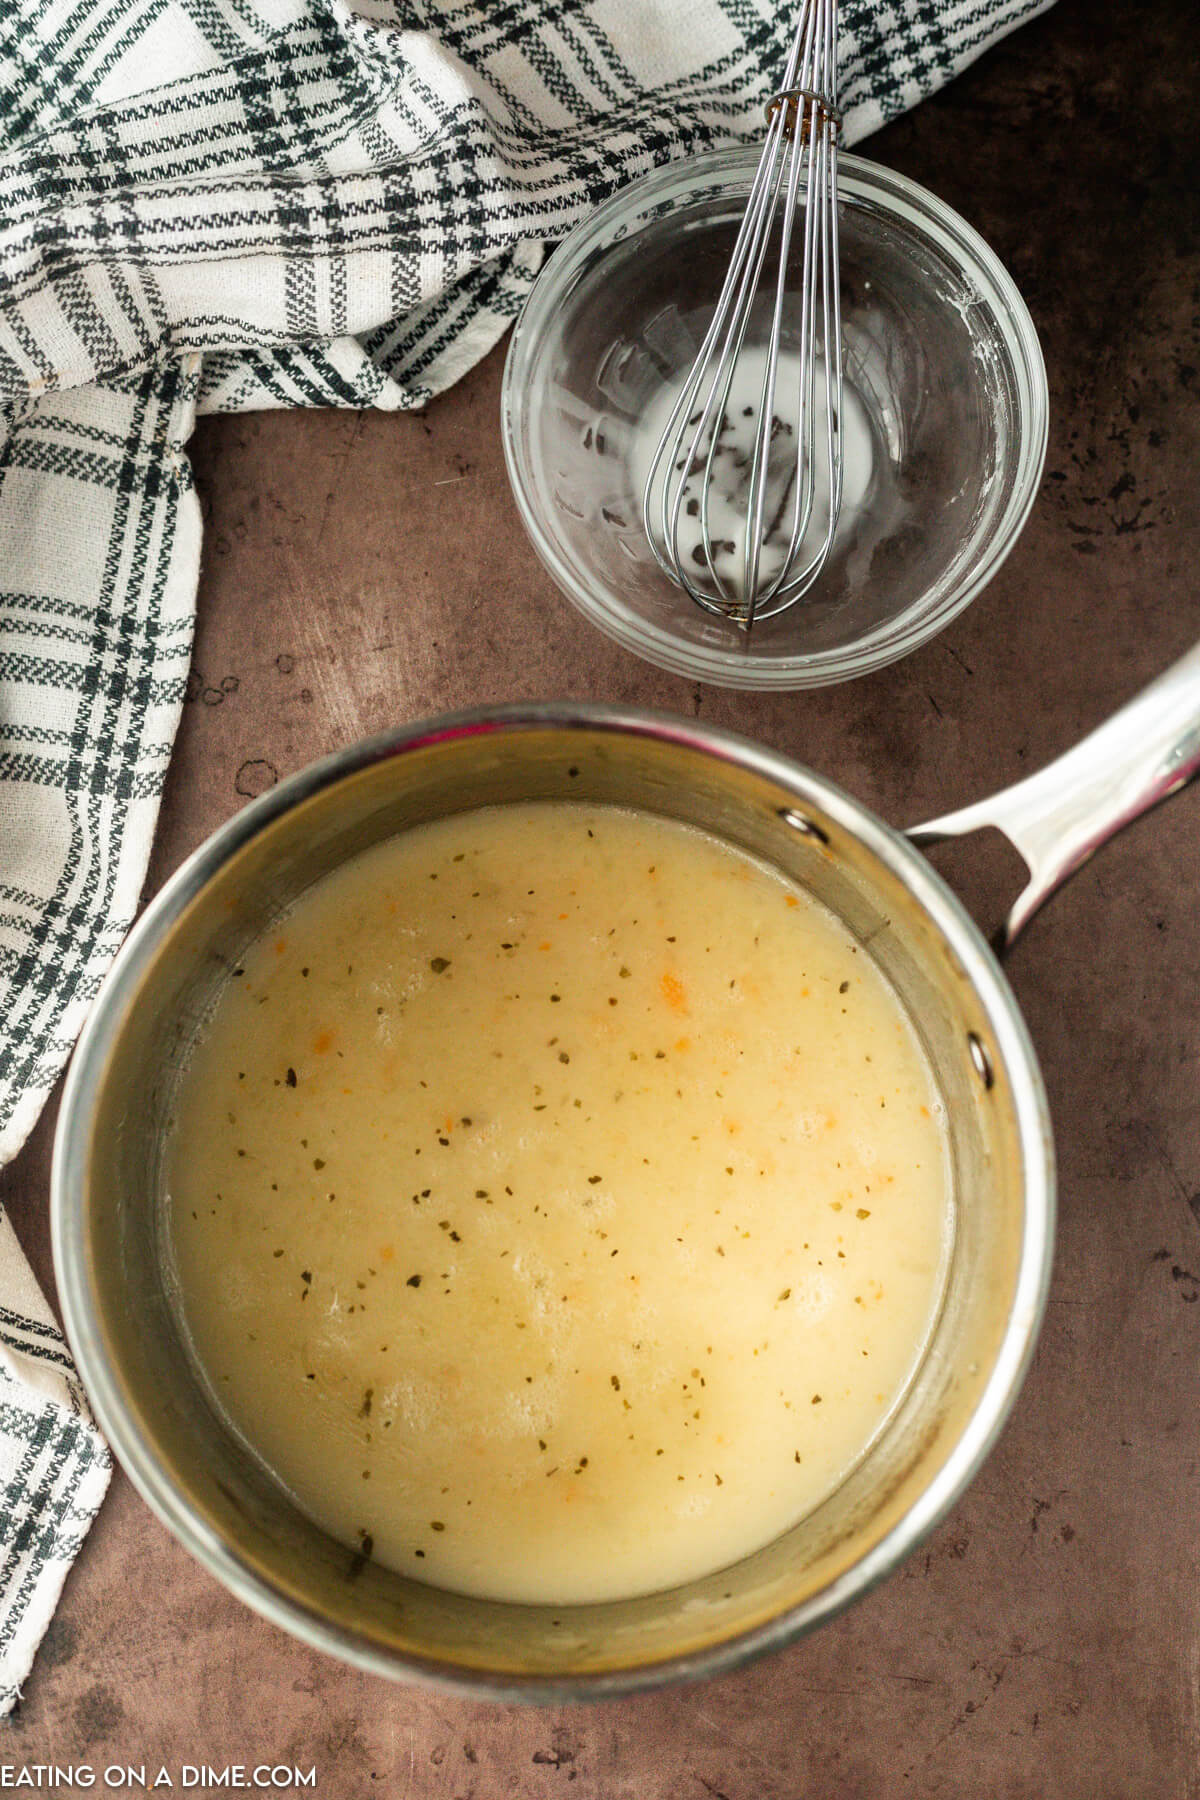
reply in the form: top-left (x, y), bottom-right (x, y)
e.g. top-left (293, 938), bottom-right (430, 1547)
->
top-left (502, 149), bottom-right (1048, 690)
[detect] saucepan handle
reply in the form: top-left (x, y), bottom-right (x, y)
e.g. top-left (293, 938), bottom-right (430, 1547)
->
top-left (908, 642), bottom-right (1200, 948)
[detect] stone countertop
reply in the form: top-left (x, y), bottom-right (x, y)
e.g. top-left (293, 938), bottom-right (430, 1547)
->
top-left (3, 0), bottom-right (1199, 1791)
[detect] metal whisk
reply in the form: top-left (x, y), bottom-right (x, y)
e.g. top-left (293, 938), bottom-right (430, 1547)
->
top-left (642, 0), bottom-right (843, 632)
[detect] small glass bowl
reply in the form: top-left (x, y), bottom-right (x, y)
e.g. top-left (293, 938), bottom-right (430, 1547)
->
top-left (502, 149), bottom-right (1048, 690)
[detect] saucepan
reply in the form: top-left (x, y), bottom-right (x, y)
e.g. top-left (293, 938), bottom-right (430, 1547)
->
top-left (51, 644), bottom-right (1200, 1698)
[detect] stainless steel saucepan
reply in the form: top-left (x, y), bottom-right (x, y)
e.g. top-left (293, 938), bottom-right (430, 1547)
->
top-left (52, 645), bottom-right (1200, 1699)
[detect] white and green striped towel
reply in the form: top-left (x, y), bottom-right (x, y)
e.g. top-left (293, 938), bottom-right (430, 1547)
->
top-left (0, 0), bottom-right (1053, 1710)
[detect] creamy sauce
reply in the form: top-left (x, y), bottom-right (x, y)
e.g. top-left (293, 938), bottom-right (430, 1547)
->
top-left (167, 803), bottom-right (950, 1604)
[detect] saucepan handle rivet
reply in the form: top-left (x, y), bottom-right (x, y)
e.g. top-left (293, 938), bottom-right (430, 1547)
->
top-left (778, 806), bottom-right (830, 846)
top-left (967, 1032), bottom-right (995, 1091)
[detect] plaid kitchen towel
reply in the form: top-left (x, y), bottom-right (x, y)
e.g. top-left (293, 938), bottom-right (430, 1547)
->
top-left (0, 1212), bottom-right (112, 1714)
top-left (0, 0), bottom-right (1053, 1708)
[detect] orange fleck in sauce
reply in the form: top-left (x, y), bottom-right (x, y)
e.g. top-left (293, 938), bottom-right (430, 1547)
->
top-left (660, 972), bottom-right (687, 1012)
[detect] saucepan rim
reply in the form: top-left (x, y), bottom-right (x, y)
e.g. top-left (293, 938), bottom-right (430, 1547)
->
top-left (51, 701), bottom-right (1055, 1700)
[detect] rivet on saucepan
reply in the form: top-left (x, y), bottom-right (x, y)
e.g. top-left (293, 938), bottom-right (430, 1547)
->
top-left (777, 807), bottom-right (830, 846)
top-left (967, 1032), bottom-right (995, 1091)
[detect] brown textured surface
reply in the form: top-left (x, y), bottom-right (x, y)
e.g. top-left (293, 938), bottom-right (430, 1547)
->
top-left (4, 0), bottom-right (1200, 1790)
